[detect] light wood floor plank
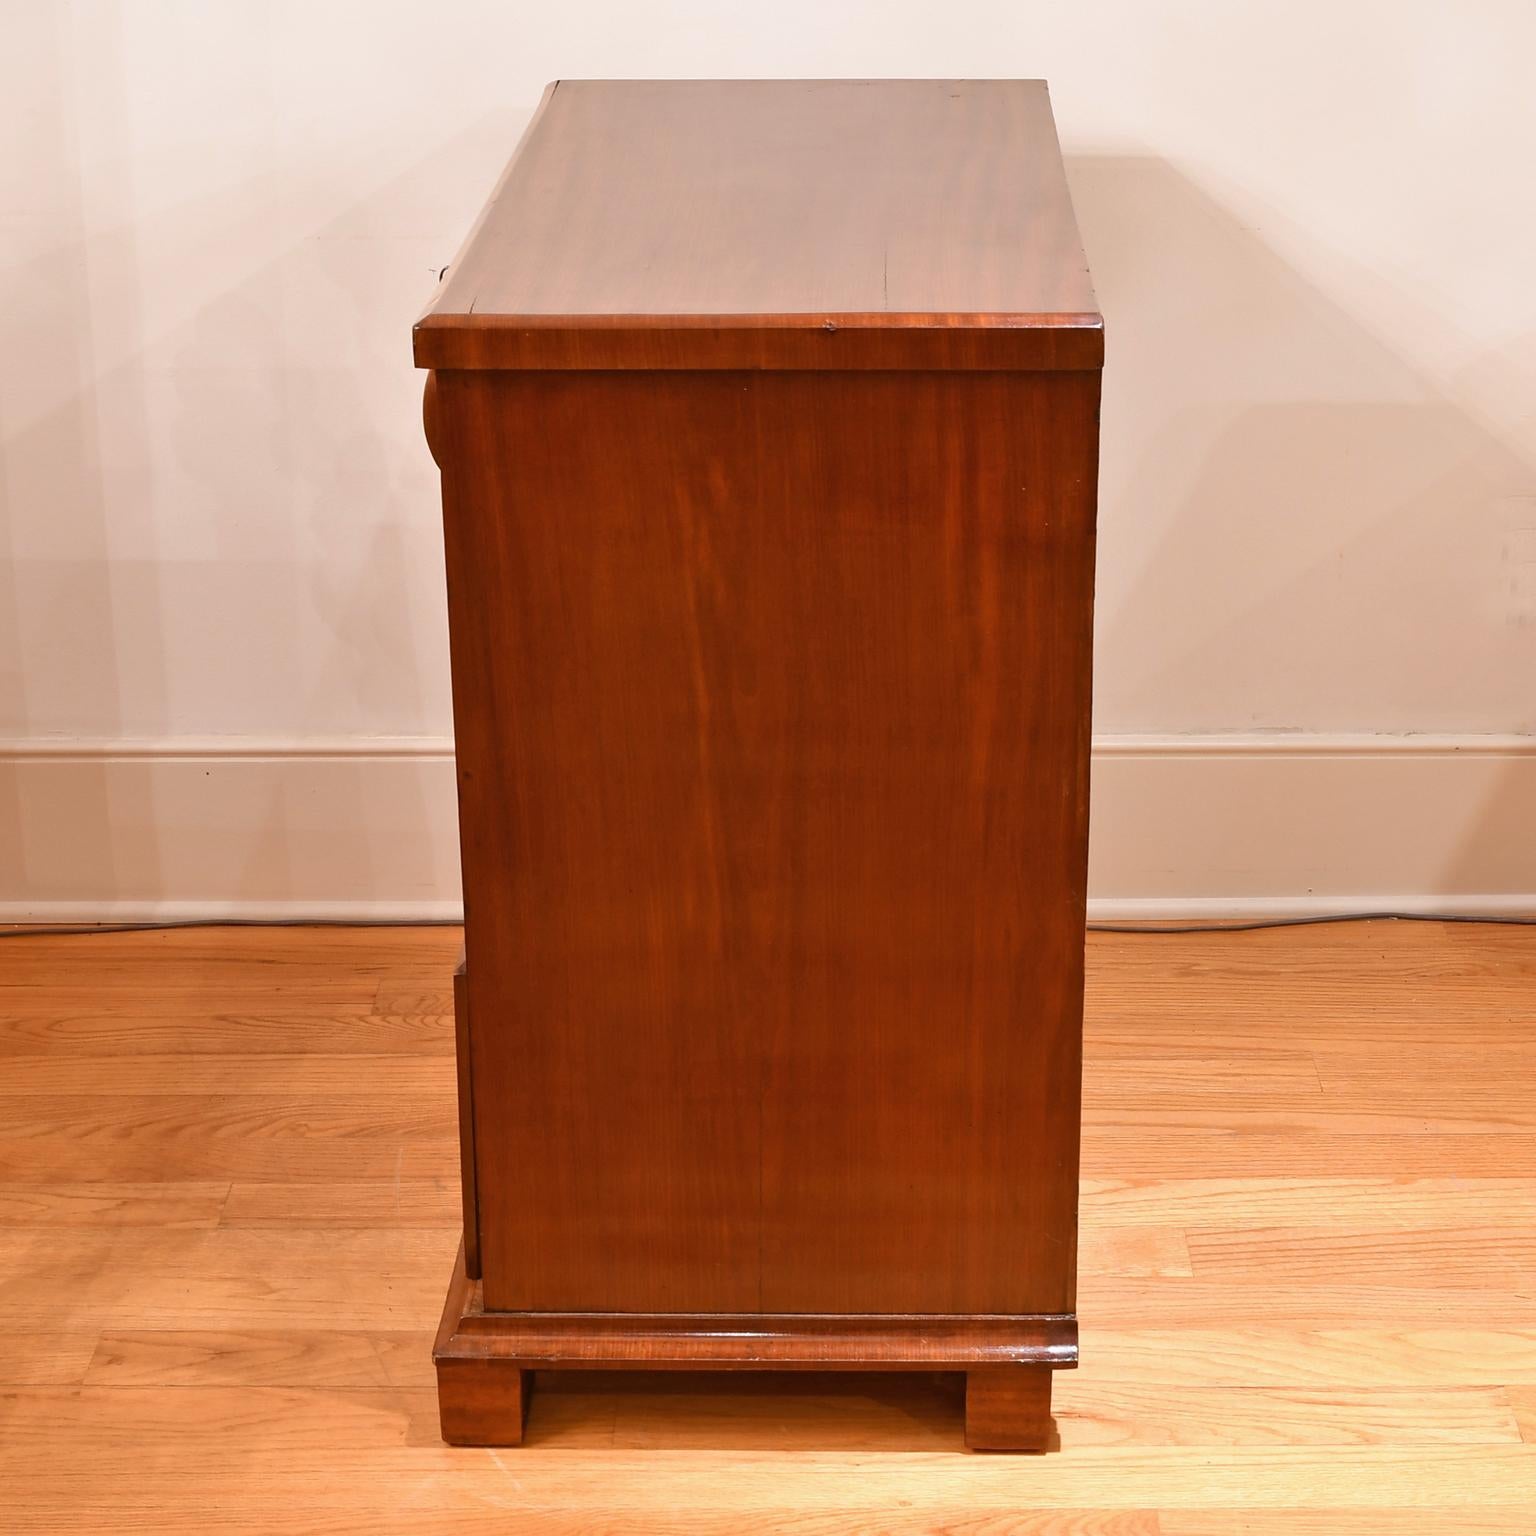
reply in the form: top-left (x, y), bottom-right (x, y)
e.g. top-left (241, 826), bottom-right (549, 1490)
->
top-left (1080, 1132), bottom-right (1536, 1179)
top-left (0, 1182), bottom-right (229, 1227)
top-left (0, 1502), bottom-right (1170, 1536)
top-left (1507, 1386), bottom-right (1536, 1445)
top-left (83, 1329), bottom-right (432, 1389)
top-left (1082, 1329), bottom-right (1536, 1386)
top-left (1186, 1226), bottom-right (1536, 1285)
top-left (2, 1444), bottom-right (1535, 1507)
top-left (1164, 1516), bottom-right (1536, 1535)
top-left (1054, 1382), bottom-right (1519, 1446)
top-left (0, 1228), bottom-right (457, 1329)
top-left (1077, 1277), bottom-right (1536, 1326)
top-left (0, 1009), bottom-right (452, 1057)
top-left (220, 1178), bottom-right (461, 1227)
top-left (0, 1333), bottom-right (100, 1387)
top-left (1083, 1176), bottom-right (1536, 1229)
top-left (0, 1055), bottom-right (455, 1096)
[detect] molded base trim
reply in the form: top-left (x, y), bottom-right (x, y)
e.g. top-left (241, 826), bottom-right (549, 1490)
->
top-left (436, 1247), bottom-right (1077, 1370)
top-left (433, 1243), bottom-right (1073, 1449)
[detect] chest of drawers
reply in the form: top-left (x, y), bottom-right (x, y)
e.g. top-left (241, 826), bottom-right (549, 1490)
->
top-left (418, 78), bottom-right (1102, 1451)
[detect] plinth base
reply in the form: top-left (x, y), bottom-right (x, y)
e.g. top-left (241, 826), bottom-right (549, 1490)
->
top-left (433, 1243), bottom-right (1075, 1451)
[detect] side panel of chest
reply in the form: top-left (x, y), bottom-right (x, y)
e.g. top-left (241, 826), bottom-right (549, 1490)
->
top-left (434, 367), bottom-right (1098, 1316)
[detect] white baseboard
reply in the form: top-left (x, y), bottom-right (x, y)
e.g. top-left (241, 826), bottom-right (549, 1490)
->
top-left (1086, 732), bottom-right (1536, 919)
top-left (0, 737), bottom-right (463, 923)
top-left (2, 733), bottom-right (1533, 921)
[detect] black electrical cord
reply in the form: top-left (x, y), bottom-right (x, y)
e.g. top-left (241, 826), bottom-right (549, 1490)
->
top-left (1086, 910), bottom-right (1536, 933)
top-left (1, 912), bottom-right (1534, 938)
top-left (0, 918), bottom-right (463, 938)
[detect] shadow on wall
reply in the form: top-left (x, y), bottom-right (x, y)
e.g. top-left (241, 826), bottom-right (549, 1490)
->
top-left (1067, 153), bottom-right (1536, 737)
top-left (3, 107), bottom-right (1534, 908)
top-left (1068, 154), bottom-right (1536, 903)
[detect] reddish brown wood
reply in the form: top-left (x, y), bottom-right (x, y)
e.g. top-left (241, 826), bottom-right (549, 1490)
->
top-left (421, 369), bottom-right (444, 468)
top-left (437, 1241), bottom-right (1077, 1370)
top-left (435, 1243), bottom-right (526, 1443)
top-left (438, 366), bottom-right (1096, 1318)
top-left (415, 79), bottom-right (1101, 372)
top-left (418, 318), bottom-right (1101, 373)
top-left (436, 1358), bottom-right (528, 1446)
top-left (422, 79), bottom-right (1099, 1451)
top-left (965, 1367), bottom-right (1055, 1452)
top-left (451, 954), bottom-right (480, 1278)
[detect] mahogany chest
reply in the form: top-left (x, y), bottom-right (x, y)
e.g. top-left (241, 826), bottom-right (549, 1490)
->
top-left (417, 78), bottom-right (1102, 1451)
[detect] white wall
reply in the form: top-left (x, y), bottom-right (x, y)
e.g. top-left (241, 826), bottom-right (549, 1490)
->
top-left (3, 1), bottom-right (1534, 917)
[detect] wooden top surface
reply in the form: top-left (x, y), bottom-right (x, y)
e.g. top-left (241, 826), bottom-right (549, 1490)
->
top-left (415, 80), bottom-right (1101, 371)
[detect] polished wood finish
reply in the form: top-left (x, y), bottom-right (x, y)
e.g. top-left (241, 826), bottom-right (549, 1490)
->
top-left (436, 366), bottom-right (1098, 1321)
top-left (435, 1241), bottom-right (524, 1444)
top-left (965, 1366), bottom-right (1055, 1452)
top-left (423, 79), bottom-right (1100, 1449)
top-left (436, 1239), bottom-right (1076, 1365)
top-left (414, 79), bottom-right (1102, 372)
top-left (4, 923), bottom-right (1536, 1525)
top-left (450, 956), bottom-right (480, 1278)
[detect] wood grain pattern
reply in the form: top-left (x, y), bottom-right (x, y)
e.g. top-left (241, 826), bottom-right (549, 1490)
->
top-left (0, 1334), bottom-right (100, 1388)
top-left (421, 80), bottom-right (1100, 1445)
top-left (4, 920), bottom-right (1536, 1527)
top-left (1053, 1383), bottom-right (1520, 1447)
top-left (964, 1366), bottom-right (1054, 1451)
top-left (1079, 1330), bottom-right (1536, 1386)
top-left (1185, 1227), bottom-right (1536, 1286)
top-left (440, 1248), bottom-right (1076, 1369)
top-left (0, 1096), bottom-right (458, 1182)
top-left (1082, 1132), bottom-right (1536, 1180)
top-left (1165, 1518), bottom-right (1535, 1536)
top-left (84, 1330), bottom-right (431, 1390)
top-left (1083, 1177), bottom-right (1536, 1229)
top-left (1077, 1281), bottom-right (1536, 1327)
top-left (415, 80), bottom-right (1101, 371)
top-left (0, 1181), bottom-right (228, 1226)
top-left (434, 1245), bottom-right (527, 1443)
top-left (1509, 1386), bottom-right (1536, 1445)
top-left (219, 1180), bottom-right (459, 1227)
top-left (437, 364), bottom-right (1097, 1320)
top-left (0, 1056), bottom-right (454, 1095)
top-left (450, 958), bottom-right (480, 1277)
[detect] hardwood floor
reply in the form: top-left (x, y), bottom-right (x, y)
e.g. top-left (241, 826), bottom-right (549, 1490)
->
top-left (1, 919), bottom-right (1534, 1531)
